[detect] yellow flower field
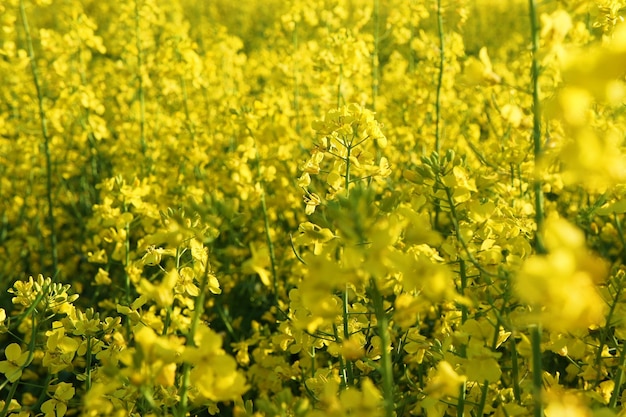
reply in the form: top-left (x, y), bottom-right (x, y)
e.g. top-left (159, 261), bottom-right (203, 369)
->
top-left (1, 0), bottom-right (626, 416)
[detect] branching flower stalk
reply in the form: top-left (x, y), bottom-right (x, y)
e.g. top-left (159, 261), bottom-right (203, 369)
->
top-left (19, 0), bottom-right (59, 278)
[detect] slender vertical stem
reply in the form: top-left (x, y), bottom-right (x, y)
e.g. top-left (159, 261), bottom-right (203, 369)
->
top-left (371, 278), bottom-right (394, 417)
top-left (337, 64), bottom-right (344, 108)
top-left (435, 0), bottom-right (445, 154)
top-left (242, 122), bottom-right (279, 302)
top-left (609, 343), bottom-right (626, 408)
top-left (123, 205), bottom-right (132, 306)
top-left (476, 380), bottom-right (489, 416)
top-left (177, 254), bottom-right (211, 416)
top-left (260, 182), bottom-right (279, 300)
top-left (459, 260), bottom-right (468, 324)
top-left (134, 0), bottom-right (148, 173)
top-left (457, 380), bottom-right (466, 417)
top-left (19, 0), bottom-right (59, 278)
top-left (371, 0), bottom-right (380, 111)
top-left (85, 336), bottom-right (93, 391)
top-left (510, 335), bottom-right (522, 404)
top-left (292, 20), bottom-right (301, 134)
top-left (528, 1), bottom-right (545, 416)
top-left (0, 377), bottom-right (19, 416)
top-left (528, 0), bottom-right (545, 255)
top-left (341, 287), bottom-right (354, 386)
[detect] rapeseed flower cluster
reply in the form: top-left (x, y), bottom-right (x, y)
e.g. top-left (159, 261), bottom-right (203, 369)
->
top-left (1, 0), bottom-right (626, 416)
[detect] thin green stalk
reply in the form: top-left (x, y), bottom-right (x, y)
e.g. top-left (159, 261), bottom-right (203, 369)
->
top-left (251, 139), bottom-right (279, 301)
top-left (122, 203), bottom-right (132, 337)
top-left (435, 0), bottom-right (445, 154)
top-left (528, 0), bottom-right (545, 255)
top-left (457, 380), bottom-right (466, 417)
top-left (510, 335), bottom-right (522, 404)
top-left (260, 185), bottom-right (279, 301)
top-left (177, 256), bottom-right (212, 416)
top-left (19, 0), bottom-right (59, 278)
top-left (528, 1), bottom-right (545, 415)
top-left (476, 380), bottom-right (489, 417)
top-left (332, 323), bottom-right (350, 388)
top-left (530, 325), bottom-right (543, 417)
top-left (337, 64), bottom-right (344, 108)
top-left (592, 270), bottom-right (623, 387)
top-left (1, 304), bottom-right (44, 416)
top-left (124, 205), bottom-right (131, 305)
top-left (443, 186), bottom-right (496, 278)
top-left (179, 67), bottom-right (196, 139)
top-left (459, 260), bottom-right (468, 324)
top-left (344, 141), bottom-right (352, 192)
top-left (609, 342), bottom-right (626, 408)
top-left (0, 378), bottom-right (19, 417)
top-left (241, 119), bottom-right (279, 301)
top-left (134, 0), bottom-right (148, 172)
top-left (371, 278), bottom-right (394, 417)
top-left (341, 287), bottom-right (355, 386)
top-left (85, 336), bottom-right (93, 391)
top-left (371, 0), bottom-right (380, 111)
top-left (292, 20), bottom-right (301, 134)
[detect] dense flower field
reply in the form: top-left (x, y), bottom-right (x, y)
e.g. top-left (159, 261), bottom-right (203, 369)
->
top-left (1, 0), bottom-right (626, 416)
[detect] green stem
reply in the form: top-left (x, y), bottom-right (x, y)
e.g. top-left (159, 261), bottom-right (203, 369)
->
top-left (371, 0), bottom-right (380, 111)
top-left (459, 260), bottom-right (468, 324)
top-left (530, 325), bottom-right (544, 417)
top-left (19, 0), bottom-right (59, 278)
top-left (528, 1), bottom-right (545, 415)
top-left (528, 0), bottom-right (545, 255)
top-left (593, 270), bottom-right (623, 387)
top-left (134, 0), bottom-right (149, 173)
top-left (332, 323), bottom-right (349, 388)
top-left (342, 287), bottom-right (354, 386)
top-left (371, 278), bottom-right (394, 417)
top-left (457, 380), bottom-right (466, 417)
top-left (292, 20), bottom-right (301, 134)
top-left (510, 335), bottom-right (522, 404)
top-left (177, 256), bottom-right (212, 416)
top-left (476, 380), bottom-right (489, 417)
top-left (435, 0), bottom-right (445, 154)
top-left (85, 336), bottom-right (93, 391)
top-left (0, 378), bottom-right (19, 417)
top-left (609, 342), bottom-right (626, 408)
top-left (337, 64), bottom-right (344, 108)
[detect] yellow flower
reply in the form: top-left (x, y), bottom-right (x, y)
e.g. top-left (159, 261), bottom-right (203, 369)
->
top-left (515, 218), bottom-right (607, 331)
top-left (138, 268), bottom-right (178, 308)
top-left (242, 243), bottom-right (272, 287)
top-left (303, 190), bottom-right (322, 215)
top-left (41, 383), bottom-right (74, 417)
top-left (425, 361), bottom-right (466, 399)
top-left (141, 245), bottom-right (162, 266)
top-left (292, 222), bottom-right (336, 255)
top-left (94, 268), bottom-right (111, 286)
top-left (0, 343), bottom-right (31, 382)
top-left (462, 47), bottom-right (501, 85)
